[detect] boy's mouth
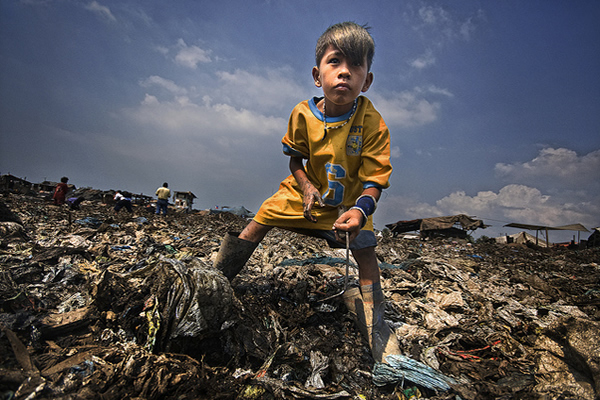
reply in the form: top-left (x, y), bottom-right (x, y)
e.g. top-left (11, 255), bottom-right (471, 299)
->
top-left (334, 83), bottom-right (351, 90)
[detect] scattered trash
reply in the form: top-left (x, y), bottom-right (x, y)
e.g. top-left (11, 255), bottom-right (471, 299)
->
top-left (1, 191), bottom-right (599, 399)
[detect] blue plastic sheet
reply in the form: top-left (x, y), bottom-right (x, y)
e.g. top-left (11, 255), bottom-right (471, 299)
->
top-left (74, 217), bottom-right (102, 228)
top-left (372, 354), bottom-right (456, 391)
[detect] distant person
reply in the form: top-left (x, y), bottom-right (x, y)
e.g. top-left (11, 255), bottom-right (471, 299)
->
top-left (114, 191), bottom-right (133, 213)
top-left (155, 182), bottom-right (170, 215)
top-left (67, 197), bottom-right (84, 210)
top-left (52, 177), bottom-right (69, 205)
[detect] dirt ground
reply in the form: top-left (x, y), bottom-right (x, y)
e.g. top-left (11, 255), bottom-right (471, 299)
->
top-left (1, 192), bottom-right (599, 399)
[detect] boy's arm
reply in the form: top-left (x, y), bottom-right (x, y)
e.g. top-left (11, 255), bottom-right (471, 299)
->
top-left (333, 187), bottom-right (381, 242)
top-left (289, 156), bottom-right (325, 223)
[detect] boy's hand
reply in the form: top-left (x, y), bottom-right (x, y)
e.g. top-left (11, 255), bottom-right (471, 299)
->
top-left (290, 157), bottom-right (325, 223)
top-left (333, 208), bottom-right (363, 242)
top-left (302, 183), bottom-right (325, 223)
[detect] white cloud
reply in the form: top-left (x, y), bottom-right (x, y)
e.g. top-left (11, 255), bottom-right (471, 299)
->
top-left (418, 5), bottom-right (451, 26)
top-left (174, 39), bottom-right (211, 68)
top-left (215, 67), bottom-right (310, 114)
top-left (415, 5), bottom-right (484, 43)
top-left (136, 67), bottom-right (310, 117)
top-left (126, 95), bottom-right (284, 140)
top-left (141, 93), bottom-right (158, 105)
top-left (430, 185), bottom-right (550, 217)
top-left (107, 91), bottom-right (288, 185)
top-left (139, 76), bottom-right (188, 96)
top-left (434, 184), bottom-right (596, 229)
top-left (122, 65), bottom-right (318, 157)
top-left (406, 5), bottom-right (485, 77)
top-left (371, 87), bottom-right (450, 128)
top-left (154, 46), bottom-right (169, 56)
top-left (495, 147), bottom-right (600, 190)
top-left (459, 10), bottom-right (485, 41)
top-left (410, 49), bottom-right (436, 69)
top-left (85, 1), bottom-right (116, 23)
top-left (424, 85), bottom-right (454, 97)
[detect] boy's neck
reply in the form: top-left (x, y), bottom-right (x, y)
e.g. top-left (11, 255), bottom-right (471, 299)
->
top-left (318, 97), bottom-right (357, 117)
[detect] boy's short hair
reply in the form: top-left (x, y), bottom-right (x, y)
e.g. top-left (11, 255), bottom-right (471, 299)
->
top-left (315, 22), bottom-right (375, 71)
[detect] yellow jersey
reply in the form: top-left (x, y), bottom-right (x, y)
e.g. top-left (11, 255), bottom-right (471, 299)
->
top-left (254, 96), bottom-right (392, 231)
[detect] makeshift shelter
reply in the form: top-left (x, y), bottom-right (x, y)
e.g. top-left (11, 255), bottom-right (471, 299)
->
top-left (503, 222), bottom-right (589, 247)
top-left (386, 214), bottom-right (487, 239)
top-left (173, 191), bottom-right (197, 212)
top-left (495, 231), bottom-right (550, 248)
top-left (586, 227), bottom-right (600, 248)
top-left (0, 174), bottom-right (31, 193)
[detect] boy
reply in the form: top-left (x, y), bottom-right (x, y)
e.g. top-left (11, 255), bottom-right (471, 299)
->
top-left (214, 22), bottom-right (399, 364)
top-left (53, 177), bottom-right (70, 205)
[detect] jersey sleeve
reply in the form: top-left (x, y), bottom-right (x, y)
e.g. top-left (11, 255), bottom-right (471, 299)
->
top-left (281, 102), bottom-right (310, 159)
top-left (358, 113), bottom-right (392, 189)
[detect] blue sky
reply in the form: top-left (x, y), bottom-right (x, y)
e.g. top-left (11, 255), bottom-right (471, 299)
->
top-left (1, 0), bottom-right (599, 242)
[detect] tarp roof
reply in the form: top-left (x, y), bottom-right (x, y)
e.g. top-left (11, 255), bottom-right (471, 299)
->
top-left (1, 174), bottom-right (31, 184)
top-left (209, 206), bottom-right (255, 218)
top-left (174, 191), bottom-right (197, 199)
top-left (504, 223), bottom-right (589, 232)
top-left (386, 214), bottom-right (487, 234)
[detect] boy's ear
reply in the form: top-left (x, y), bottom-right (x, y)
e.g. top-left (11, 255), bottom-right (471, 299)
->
top-left (312, 66), bottom-right (322, 87)
top-left (361, 72), bottom-right (374, 92)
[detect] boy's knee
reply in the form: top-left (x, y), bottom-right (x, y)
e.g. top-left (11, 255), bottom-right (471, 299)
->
top-left (240, 221), bottom-right (271, 243)
top-left (352, 246), bottom-right (376, 258)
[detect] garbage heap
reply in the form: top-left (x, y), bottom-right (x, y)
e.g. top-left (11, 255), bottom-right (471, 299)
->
top-left (1, 192), bottom-right (599, 400)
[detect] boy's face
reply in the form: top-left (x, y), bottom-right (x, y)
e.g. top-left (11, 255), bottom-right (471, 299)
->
top-left (312, 44), bottom-right (373, 115)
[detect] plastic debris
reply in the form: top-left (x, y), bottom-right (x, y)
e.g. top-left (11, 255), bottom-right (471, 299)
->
top-left (372, 354), bottom-right (456, 391)
top-left (74, 217), bottom-right (102, 228)
top-left (305, 350), bottom-right (329, 389)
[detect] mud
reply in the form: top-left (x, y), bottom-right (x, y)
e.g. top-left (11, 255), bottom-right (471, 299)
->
top-left (1, 192), bottom-right (599, 399)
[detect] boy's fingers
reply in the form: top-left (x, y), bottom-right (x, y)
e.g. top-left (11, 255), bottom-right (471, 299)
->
top-left (308, 190), bottom-right (324, 207)
top-left (303, 198), bottom-right (318, 222)
top-left (334, 227), bottom-right (359, 243)
top-left (315, 195), bottom-right (325, 207)
top-left (302, 190), bottom-right (324, 223)
top-left (304, 209), bottom-right (317, 222)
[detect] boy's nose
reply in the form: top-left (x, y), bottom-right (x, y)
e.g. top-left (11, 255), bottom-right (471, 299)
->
top-left (338, 64), bottom-right (351, 78)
